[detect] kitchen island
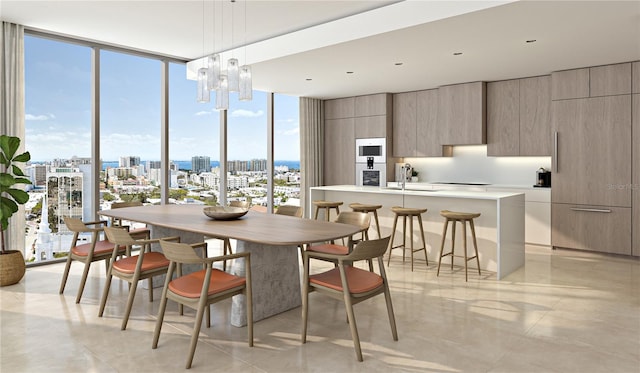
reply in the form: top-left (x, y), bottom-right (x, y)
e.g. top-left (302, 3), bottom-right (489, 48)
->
top-left (309, 185), bottom-right (525, 279)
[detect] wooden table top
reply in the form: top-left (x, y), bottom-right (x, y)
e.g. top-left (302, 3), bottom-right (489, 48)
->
top-left (98, 204), bottom-right (362, 246)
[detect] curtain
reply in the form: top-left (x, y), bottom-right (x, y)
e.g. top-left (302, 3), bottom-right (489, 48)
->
top-left (1, 22), bottom-right (26, 253)
top-left (299, 97), bottom-right (324, 217)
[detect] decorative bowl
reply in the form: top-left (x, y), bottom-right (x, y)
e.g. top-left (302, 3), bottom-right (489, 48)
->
top-left (203, 206), bottom-right (249, 220)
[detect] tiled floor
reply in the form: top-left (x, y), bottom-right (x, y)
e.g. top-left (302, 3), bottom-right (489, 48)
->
top-left (1, 244), bottom-right (639, 372)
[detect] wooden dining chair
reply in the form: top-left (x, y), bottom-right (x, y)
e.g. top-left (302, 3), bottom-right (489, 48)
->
top-left (274, 205), bottom-right (303, 218)
top-left (301, 236), bottom-right (398, 361)
top-left (109, 201), bottom-right (151, 239)
top-left (153, 240), bottom-right (253, 369)
top-left (98, 227), bottom-right (180, 330)
top-left (306, 211), bottom-right (371, 268)
top-left (59, 216), bottom-right (121, 304)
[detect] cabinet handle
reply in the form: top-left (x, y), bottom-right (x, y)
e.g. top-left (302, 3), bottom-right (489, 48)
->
top-left (570, 207), bottom-right (612, 213)
top-left (553, 131), bottom-right (558, 173)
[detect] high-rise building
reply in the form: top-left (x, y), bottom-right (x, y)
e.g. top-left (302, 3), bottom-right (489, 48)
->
top-left (148, 160), bottom-right (161, 170)
top-left (250, 159), bottom-right (267, 172)
top-left (191, 156), bottom-right (210, 173)
top-left (26, 164), bottom-right (47, 188)
top-left (46, 167), bottom-right (84, 233)
top-left (119, 156), bottom-right (141, 168)
top-left (228, 160), bottom-right (248, 173)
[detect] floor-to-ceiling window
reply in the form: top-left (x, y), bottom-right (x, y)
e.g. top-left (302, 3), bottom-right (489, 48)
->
top-left (274, 94), bottom-right (300, 207)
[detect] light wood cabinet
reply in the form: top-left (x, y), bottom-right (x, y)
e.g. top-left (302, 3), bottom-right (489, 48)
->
top-left (552, 203), bottom-right (631, 255)
top-left (416, 89), bottom-right (448, 157)
top-left (487, 79), bottom-right (519, 156)
top-left (392, 92), bottom-right (417, 157)
top-left (355, 93), bottom-right (390, 117)
top-left (590, 63), bottom-right (631, 97)
top-left (519, 76), bottom-right (551, 155)
top-left (438, 82), bottom-right (486, 145)
top-left (633, 94), bottom-right (639, 256)
top-left (551, 95), bottom-right (632, 207)
top-left (632, 62), bottom-right (640, 94)
top-left (355, 115), bottom-right (388, 138)
top-left (324, 118), bottom-right (355, 185)
top-left (551, 68), bottom-right (589, 100)
top-left (325, 97), bottom-right (355, 120)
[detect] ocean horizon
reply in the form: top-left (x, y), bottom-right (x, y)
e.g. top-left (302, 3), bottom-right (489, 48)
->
top-left (101, 160), bottom-right (300, 171)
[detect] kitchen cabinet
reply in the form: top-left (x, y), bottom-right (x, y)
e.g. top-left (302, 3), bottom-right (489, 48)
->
top-left (324, 118), bottom-right (355, 185)
top-left (589, 63), bottom-right (631, 97)
top-left (355, 115), bottom-right (388, 138)
top-left (416, 89), bottom-right (449, 157)
top-left (633, 62), bottom-right (640, 94)
top-left (551, 68), bottom-right (589, 100)
top-left (552, 203), bottom-right (632, 255)
top-left (438, 82), bottom-right (486, 145)
top-left (354, 93), bottom-right (392, 139)
top-left (355, 93), bottom-right (390, 117)
top-left (633, 94), bottom-right (639, 256)
top-left (551, 95), bottom-right (632, 207)
top-left (487, 76), bottom-right (551, 156)
top-left (325, 97), bottom-right (354, 120)
top-left (392, 91), bottom-right (417, 157)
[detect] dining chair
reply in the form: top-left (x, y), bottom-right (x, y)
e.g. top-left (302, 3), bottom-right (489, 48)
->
top-left (109, 201), bottom-right (151, 241)
top-left (306, 211), bottom-right (371, 268)
top-left (59, 216), bottom-right (120, 304)
top-left (98, 227), bottom-right (180, 330)
top-left (153, 240), bottom-right (253, 369)
top-left (274, 205), bottom-right (303, 218)
top-left (301, 236), bottom-right (398, 361)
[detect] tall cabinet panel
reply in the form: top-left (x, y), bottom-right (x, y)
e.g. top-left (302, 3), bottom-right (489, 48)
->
top-left (416, 89), bottom-right (445, 157)
top-left (551, 95), bottom-right (632, 206)
top-left (323, 118), bottom-right (354, 186)
top-left (392, 92), bottom-right (417, 157)
top-left (438, 82), bottom-right (486, 145)
top-left (487, 79), bottom-right (519, 156)
top-left (519, 76), bottom-right (551, 156)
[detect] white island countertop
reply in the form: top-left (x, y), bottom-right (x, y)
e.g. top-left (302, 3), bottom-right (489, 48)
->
top-left (311, 185), bottom-right (525, 200)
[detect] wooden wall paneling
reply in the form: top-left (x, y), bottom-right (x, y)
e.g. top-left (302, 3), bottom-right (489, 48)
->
top-left (392, 92), bottom-right (417, 157)
top-left (520, 75), bottom-right (551, 156)
top-left (325, 97), bottom-right (355, 120)
top-left (551, 68), bottom-right (589, 100)
top-left (487, 79), bottom-right (520, 156)
top-left (590, 63), bottom-right (632, 97)
top-left (416, 89), bottom-right (444, 157)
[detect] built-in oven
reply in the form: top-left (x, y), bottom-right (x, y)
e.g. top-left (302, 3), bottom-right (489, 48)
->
top-left (356, 138), bottom-right (386, 164)
top-left (356, 163), bottom-right (386, 187)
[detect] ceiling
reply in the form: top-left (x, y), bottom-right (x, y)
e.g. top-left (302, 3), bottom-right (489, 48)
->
top-left (2, 0), bottom-right (640, 99)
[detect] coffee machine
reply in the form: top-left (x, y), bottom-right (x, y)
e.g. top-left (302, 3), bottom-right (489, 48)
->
top-left (535, 167), bottom-right (551, 187)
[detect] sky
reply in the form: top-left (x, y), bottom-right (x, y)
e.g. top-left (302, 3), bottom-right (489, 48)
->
top-left (23, 35), bottom-right (300, 162)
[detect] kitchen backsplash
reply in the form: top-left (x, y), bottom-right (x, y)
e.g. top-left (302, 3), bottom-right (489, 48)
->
top-left (405, 145), bottom-right (552, 186)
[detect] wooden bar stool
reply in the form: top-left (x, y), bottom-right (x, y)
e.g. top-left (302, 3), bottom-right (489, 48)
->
top-left (349, 203), bottom-right (382, 239)
top-left (313, 200), bottom-right (343, 221)
top-left (437, 210), bottom-right (481, 282)
top-left (387, 206), bottom-right (428, 271)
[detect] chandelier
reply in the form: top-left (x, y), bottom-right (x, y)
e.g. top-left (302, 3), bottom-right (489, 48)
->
top-left (196, 0), bottom-right (252, 109)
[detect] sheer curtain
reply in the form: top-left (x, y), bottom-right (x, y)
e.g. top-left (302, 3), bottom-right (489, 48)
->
top-left (1, 22), bottom-right (26, 253)
top-left (299, 97), bottom-right (324, 217)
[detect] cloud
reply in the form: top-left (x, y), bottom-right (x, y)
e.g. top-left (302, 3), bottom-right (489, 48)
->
top-left (283, 127), bottom-right (299, 136)
top-left (230, 109), bottom-right (264, 118)
top-left (195, 110), bottom-right (212, 116)
top-left (25, 113), bottom-right (55, 121)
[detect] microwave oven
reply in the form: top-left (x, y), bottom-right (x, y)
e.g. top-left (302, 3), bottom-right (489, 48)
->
top-left (355, 138), bottom-right (386, 164)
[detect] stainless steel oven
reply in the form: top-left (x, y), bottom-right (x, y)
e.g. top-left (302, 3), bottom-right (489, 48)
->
top-left (355, 138), bottom-right (386, 164)
top-left (356, 163), bottom-right (386, 187)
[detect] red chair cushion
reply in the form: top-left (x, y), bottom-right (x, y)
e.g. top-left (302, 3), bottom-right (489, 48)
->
top-left (113, 252), bottom-right (169, 274)
top-left (169, 269), bottom-right (246, 298)
top-left (71, 239), bottom-right (115, 256)
top-left (310, 266), bottom-right (383, 294)
top-left (307, 243), bottom-right (348, 255)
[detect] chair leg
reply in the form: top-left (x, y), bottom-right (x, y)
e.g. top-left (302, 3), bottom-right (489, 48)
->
top-left (437, 219), bottom-right (449, 276)
top-left (401, 216), bottom-right (407, 263)
top-left (387, 215), bottom-right (399, 266)
top-left (470, 220), bottom-right (481, 276)
top-left (450, 220), bottom-right (457, 271)
top-left (148, 277), bottom-right (154, 302)
top-left (152, 267), bottom-right (173, 350)
top-left (75, 260), bottom-right (92, 304)
top-left (98, 272), bottom-right (114, 317)
top-left (301, 255), bottom-right (310, 344)
top-left (417, 215), bottom-right (428, 266)
top-left (121, 276), bottom-right (140, 330)
top-left (463, 220), bottom-right (468, 282)
top-left (373, 210), bottom-right (381, 239)
top-left (342, 288), bottom-right (363, 361)
top-left (383, 282), bottom-right (399, 341)
top-left (186, 298), bottom-right (208, 369)
top-left (409, 216), bottom-right (414, 272)
top-left (59, 255), bottom-right (73, 294)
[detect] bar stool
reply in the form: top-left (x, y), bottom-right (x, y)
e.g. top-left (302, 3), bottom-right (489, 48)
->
top-left (313, 200), bottom-right (343, 221)
top-left (387, 206), bottom-right (428, 271)
top-left (437, 210), bottom-right (481, 282)
top-left (349, 203), bottom-right (382, 238)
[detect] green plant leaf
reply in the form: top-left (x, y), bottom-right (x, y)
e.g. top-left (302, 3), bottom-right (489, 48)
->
top-left (0, 174), bottom-right (15, 187)
top-left (0, 196), bottom-right (19, 219)
top-left (0, 153), bottom-right (7, 166)
top-left (13, 151), bottom-right (31, 163)
top-left (12, 177), bottom-right (31, 185)
top-left (7, 188), bottom-right (29, 204)
top-left (0, 135), bottom-right (19, 160)
top-left (12, 165), bottom-right (26, 177)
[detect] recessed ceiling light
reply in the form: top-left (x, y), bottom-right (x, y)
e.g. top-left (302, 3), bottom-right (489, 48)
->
top-left (305, 78), bottom-right (312, 81)
top-left (395, 62), bottom-right (403, 66)
top-left (346, 71), bottom-right (354, 74)
top-left (526, 39), bottom-right (537, 43)
top-left (453, 52), bottom-right (463, 56)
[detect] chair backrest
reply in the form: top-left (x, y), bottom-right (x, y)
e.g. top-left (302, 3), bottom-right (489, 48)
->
top-left (160, 240), bottom-right (206, 264)
top-left (229, 201), bottom-right (250, 209)
top-left (344, 236), bottom-right (390, 262)
top-left (335, 211), bottom-right (370, 231)
top-left (104, 226), bottom-right (137, 246)
top-left (275, 205), bottom-right (303, 218)
top-left (111, 201), bottom-right (144, 209)
top-left (63, 216), bottom-right (89, 233)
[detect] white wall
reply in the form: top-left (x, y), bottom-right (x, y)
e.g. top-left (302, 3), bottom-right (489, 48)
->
top-left (404, 145), bottom-right (552, 186)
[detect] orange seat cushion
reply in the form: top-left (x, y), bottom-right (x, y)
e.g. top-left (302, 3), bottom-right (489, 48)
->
top-left (71, 239), bottom-right (116, 256)
top-left (307, 244), bottom-right (348, 255)
top-left (310, 266), bottom-right (383, 294)
top-left (169, 269), bottom-right (246, 298)
top-left (113, 252), bottom-right (169, 274)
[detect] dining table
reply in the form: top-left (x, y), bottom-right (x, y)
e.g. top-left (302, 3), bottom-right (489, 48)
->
top-left (98, 204), bottom-right (362, 326)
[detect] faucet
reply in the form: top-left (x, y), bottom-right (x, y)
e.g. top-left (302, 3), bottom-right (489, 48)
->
top-left (398, 163), bottom-right (411, 191)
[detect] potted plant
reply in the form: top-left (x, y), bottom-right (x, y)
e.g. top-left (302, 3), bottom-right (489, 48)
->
top-left (0, 135), bottom-right (31, 286)
top-left (411, 170), bottom-right (419, 182)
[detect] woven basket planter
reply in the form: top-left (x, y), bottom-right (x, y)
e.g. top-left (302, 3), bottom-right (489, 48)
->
top-left (0, 250), bottom-right (26, 286)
